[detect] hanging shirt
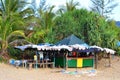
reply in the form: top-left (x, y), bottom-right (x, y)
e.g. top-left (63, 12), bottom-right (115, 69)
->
top-left (34, 55), bottom-right (37, 61)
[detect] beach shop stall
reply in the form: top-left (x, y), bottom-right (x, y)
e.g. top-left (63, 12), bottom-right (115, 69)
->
top-left (54, 44), bottom-right (95, 68)
top-left (55, 34), bottom-right (94, 68)
top-left (54, 49), bottom-right (94, 68)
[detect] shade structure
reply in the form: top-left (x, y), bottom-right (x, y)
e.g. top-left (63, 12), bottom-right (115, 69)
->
top-left (104, 48), bottom-right (116, 54)
top-left (38, 43), bottom-right (54, 46)
top-left (90, 45), bottom-right (104, 52)
top-left (15, 44), bottom-right (38, 51)
top-left (55, 34), bottom-right (89, 47)
top-left (70, 44), bottom-right (89, 50)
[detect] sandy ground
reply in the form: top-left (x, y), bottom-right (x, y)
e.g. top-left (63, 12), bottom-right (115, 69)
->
top-left (0, 56), bottom-right (120, 80)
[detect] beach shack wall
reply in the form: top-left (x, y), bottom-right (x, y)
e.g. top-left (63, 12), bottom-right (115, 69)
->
top-left (67, 49), bottom-right (94, 68)
top-left (55, 48), bottom-right (94, 68)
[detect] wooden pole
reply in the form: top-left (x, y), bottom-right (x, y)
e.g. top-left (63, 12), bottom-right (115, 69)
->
top-left (76, 51), bottom-right (78, 72)
top-left (65, 52), bottom-right (68, 70)
top-left (63, 52), bottom-right (65, 70)
top-left (108, 53), bottom-right (111, 67)
top-left (53, 51), bottom-right (55, 68)
top-left (94, 52), bottom-right (98, 69)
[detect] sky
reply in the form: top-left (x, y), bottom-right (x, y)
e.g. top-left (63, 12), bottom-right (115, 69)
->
top-left (36, 0), bottom-right (120, 21)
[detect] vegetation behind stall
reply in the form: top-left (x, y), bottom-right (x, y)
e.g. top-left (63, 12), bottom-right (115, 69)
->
top-left (0, 0), bottom-right (120, 61)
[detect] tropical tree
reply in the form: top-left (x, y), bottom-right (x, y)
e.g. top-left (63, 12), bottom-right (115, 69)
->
top-left (27, 0), bottom-right (56, 44)
top-left (53, 9), bottom-right (119, 50)
top-left (105, 20), bottom-right (120, 48)
top-left (90, 0), bottom-right (118, 19)
top-left (53, 9), bottom-right (90, 43)
top-left (0, 0), bottom-right (33, 59)
top-left (57, 0), bottom-right (80, 14)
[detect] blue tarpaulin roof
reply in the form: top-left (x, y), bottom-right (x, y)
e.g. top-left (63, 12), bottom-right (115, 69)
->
top-left (55, 34), bottom-right (89, 47)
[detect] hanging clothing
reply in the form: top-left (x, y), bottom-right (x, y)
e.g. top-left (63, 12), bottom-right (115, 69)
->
top-left (34, 55), bottom-right (37, 61)
top-left (39, 52), bottom-right (44, 60)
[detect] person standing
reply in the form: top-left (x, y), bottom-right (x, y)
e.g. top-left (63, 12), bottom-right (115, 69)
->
top-left (34, 54), bottom-right (38, 69)
top-left (39, 51), bottom-right (44, 63)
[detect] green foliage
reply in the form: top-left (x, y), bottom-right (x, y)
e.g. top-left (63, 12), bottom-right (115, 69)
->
top-left (0, 0), bottom-right (34, 58)
top-left (117, 48), bottom-right (120, 56)
top-left (57, 0), bottom-right (80, 14)
top-left (8, 46), bottom-right (22, 59)
top-left (26, 2), bottom-right (56, 44)
top-left (54, 9), bottom-right (94, 43)
top-left (0, 0), bottom-right (120, 59)
top-left (8, 46), bottom-right (36, 60)
top-left (53, 9), bottom-right (119, 51)
top-left (0, 56), bottom-right (7, 63)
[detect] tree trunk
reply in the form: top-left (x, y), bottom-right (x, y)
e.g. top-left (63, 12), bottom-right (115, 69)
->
top-left (0, 49), bottom-right (10, 60)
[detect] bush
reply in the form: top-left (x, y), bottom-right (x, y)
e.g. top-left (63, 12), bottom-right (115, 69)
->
top-left (8, 46), bottom-right (22, 59)
top-left (0, 56), bottom-right (7, 63)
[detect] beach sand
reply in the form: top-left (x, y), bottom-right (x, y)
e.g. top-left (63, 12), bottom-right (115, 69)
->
top-left (0, 56), bottom-right (120, 80)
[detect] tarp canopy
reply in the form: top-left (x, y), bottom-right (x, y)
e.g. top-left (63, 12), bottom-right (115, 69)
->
top-left (15, 44), bottom-right (38, 51)
top-left (55, 34), bottom-right (89, 47)
top-left (38, 43), bottom-right (54, 46)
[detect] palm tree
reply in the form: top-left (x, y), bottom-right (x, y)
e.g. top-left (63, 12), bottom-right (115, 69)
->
top-left (57, 0), bottom-right (80, 14)
top-left (27, 0), bottom-right (56, 43)
top-left (0, 0), bottom-right (33, 59)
